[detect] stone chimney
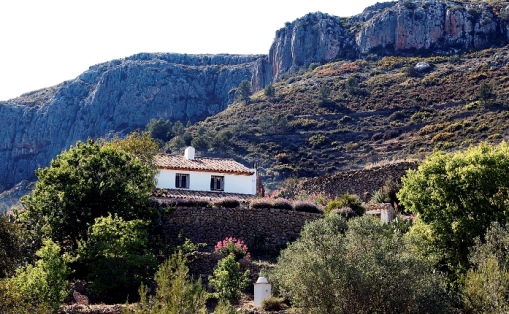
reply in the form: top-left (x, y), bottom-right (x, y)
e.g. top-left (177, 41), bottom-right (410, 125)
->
top-left (184, 146), bottom-right (195, 160)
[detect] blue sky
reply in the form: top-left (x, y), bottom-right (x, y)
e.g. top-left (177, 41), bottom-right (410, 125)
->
top-left (0, 0), bottom-right (392, 101)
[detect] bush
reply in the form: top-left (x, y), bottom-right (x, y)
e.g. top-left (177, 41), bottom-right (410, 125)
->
top-left (7, 239), bottom-right (69, 312)
top-left (249, 198), bottom-right (273, 209)
top-left (261, 296), bottom-right (288, 311)
top-left (0, 215), bottom-right (22, 278)
top-left (398, 142), bottom-right (509, 282)
top-left (214, 298), bottom-right (239, 314)
top-left (463, 222), bottom-right (509, 313)
top-left (271, 198), bottom-right (293, 210)
top-left (213, 197), bottom-right (241, 208)
top-left (209, 254), bottom-right (250, 302)
top-left (214, 237), bottom-right (251, 261)
top-left (293, 201), bottom-right (322, 214)
top-left (324, 194), bottom-right (365, 216)
top-left (271, 215), bottom-right (451, 313)
top-left (134, 251), bottom-right (207, 314)
top-left (79, 214), bottom-right (157, 303)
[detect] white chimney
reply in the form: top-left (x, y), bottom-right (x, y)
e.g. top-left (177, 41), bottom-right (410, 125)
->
top-left (184, 146), bottom-right (195, 160)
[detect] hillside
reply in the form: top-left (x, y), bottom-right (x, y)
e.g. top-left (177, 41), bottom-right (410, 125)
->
top-left (2, 0), bottom-right (509, 197)
top-left (185, 47), bottom-right (509, 186)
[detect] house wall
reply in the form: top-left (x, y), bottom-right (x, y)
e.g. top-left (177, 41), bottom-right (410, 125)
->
top-left (156, 169), bottom-right (256, 195)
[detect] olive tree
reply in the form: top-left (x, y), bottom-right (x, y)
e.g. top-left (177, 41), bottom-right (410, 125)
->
top-left (398, 142), bottom-right (509, 277)
top-left (270, 215), bottom-right (449, 313)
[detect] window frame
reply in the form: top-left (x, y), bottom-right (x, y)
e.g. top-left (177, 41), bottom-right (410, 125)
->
top-left (210, 175), bottom-right (224, 191)
top-left (175, 173), bottom-right (190, 189)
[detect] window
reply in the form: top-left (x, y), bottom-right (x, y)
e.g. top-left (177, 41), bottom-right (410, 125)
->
top-left (210, 176), bottom-right (224, 191)
top-left (175, 173), bottom-right (189, 189)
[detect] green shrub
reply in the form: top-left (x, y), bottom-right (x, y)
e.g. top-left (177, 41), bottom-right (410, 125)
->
top-left (271, 215), bottom-right (450, 313)
top-left (214, 298), bottom-right (239, 314)
top-left (261, 296), bottom-right (288, 311)
top-left (134, 251), bottom-right (207, 314)
top-left (463, 222), bottom-right (509, 313)
top-left (79, 214), bottom-right (157, 303)
top-left (0, 215), bottom-right (22, 278)
top-left (293, 201), bottom-right (322, 214)
top-left (7, 239), bottom-right (69, 311)
top-left (325, 194), bottom-right (365, 215)
top-left (209, 254), bottom-right (250, 302)
top-left (272, 198), bottom-right (293, 210)
top-left (308, 134), bottom-right (328, 148)
top-left (213, 197), bottom-right (241, 208)
top-left (249, 198), bottom-right (273, 209)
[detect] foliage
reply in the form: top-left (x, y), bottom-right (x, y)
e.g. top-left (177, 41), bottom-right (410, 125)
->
top-left (345, 76), bottom-right (359, 95)
top-left (270, 215), bottom-right (450, 313)
top-left (19, 139), bottom-right (157, 257)
top-left (209, 254), bottom-right (250, 302)
top-left (293, 201), bottom-right (322, 213)
top-left (308, 134), bottom-right (328, 148)
top-left (0, 279), bottom-right (53, 314)
top-left (214, 237), bottom-right (251, 261)
top-left (324, 194), bottom-right (365, 216)
top-left (398, 142), bottom-right (509, 279)
top-left (6, 239), bottom-right (69, 311)
top-left (236, 80), bottom-right (252, 104)
top-left (261, 296), bottom-right (288, 311)
top-left (463, 222), bottom-right (509, 313)
top-left (133, 251), bottom-right (207, 314)
top-left (0, 215), bottom-right (22, 278)
top-left (108, 131), bottom-right (160, 167)
top-left (264, 84), bottom-right (275, 98)
top-left (212, 197), bottom-right (241, 208)
top-left (477, 82), bottom-right (494, 105)
top-left (249, 198), bottom-right (273, 209)
top-left (214, 298), bottom-right (239, 314)
top-left (271, 198), bottom-right (293, 210)
top-left (146, 118), bottom-right (173, 143)
top-left (79, 214), bottom-right (157, 303)
top-left (369, 177), bottom-right (402, 207)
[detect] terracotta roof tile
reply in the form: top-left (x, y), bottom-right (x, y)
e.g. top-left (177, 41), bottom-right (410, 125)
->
top-left (151, 189), bottom-right (255, 201)
top-left (154, 154), bottom-right (255, 175)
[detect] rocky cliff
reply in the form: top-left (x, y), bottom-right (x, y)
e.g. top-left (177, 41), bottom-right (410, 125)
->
top-left (2, 0), bottom-right (509, 194)
top-left (0, 53), bottom-right (261, 191)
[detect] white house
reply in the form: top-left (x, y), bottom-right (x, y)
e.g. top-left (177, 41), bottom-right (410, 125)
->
top-left (155, 147), bottom-right (257, 195)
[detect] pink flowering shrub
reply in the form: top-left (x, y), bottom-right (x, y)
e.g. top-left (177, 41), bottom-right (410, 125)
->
top-left (214, 237), bottom-right (251, 260)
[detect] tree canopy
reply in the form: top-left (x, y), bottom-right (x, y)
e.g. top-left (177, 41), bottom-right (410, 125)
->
top-left (19, 139), bottom-right (157, 255)
top-left (398, 142), bottom-right (509, 276)
top-left (271, 214), bottom-right (449, 313)
top-left (236, 80), bottom-right (252, 104)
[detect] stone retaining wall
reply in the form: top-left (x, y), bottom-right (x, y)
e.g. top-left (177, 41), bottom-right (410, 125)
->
top-left (299, 161), bottom-right (418, 201)
top-left (163, 207), bottom-right (322, 252)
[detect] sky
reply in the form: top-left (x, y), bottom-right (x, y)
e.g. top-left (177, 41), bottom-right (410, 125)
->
top-left (0, 0), bottom-right (391, 101)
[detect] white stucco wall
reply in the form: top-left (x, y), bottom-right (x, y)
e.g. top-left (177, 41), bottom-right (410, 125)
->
top-left (156, 169), bottom-right (256, 195)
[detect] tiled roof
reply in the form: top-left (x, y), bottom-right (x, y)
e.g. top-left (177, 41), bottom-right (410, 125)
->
top-left (151, 189), bottom-right (255, 201)
top-left (154, 154), bottom-right (255, 175)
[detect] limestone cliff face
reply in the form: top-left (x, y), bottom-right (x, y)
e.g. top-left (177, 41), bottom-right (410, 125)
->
top-left (0, 53), bottom-right (260, 191)
top-left (356, 1), bottom-right (503, 54)
top-left (268, 12), bottom-right (357, 81)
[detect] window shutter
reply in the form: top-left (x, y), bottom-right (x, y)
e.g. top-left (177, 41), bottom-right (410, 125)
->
top-left (181, 175), bottom-right (187, 188)
top-left (210, 177), bottom-right (214, 190)
top-left (175, 175), bottom-right (179, 188)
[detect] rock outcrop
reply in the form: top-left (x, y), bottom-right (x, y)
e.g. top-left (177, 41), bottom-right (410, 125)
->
top-left (0, 53), bottom-right (261, 191)
top-left (2, 0), bottom-right (509, 194)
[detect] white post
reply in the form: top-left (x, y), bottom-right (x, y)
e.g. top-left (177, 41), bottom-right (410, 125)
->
top-left (254, 277), bottom-right (271, 308)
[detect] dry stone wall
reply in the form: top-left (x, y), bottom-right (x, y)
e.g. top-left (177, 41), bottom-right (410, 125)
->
top-left (162, 207), bottom-right (322, 251)
top-left (299, 161), bottom-right (418, 202)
